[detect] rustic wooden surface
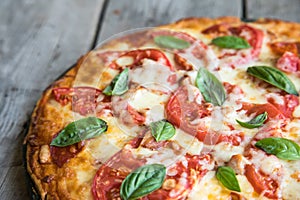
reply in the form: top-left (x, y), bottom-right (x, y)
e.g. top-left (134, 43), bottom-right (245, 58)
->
top-left (1, 0), bottom-right (300, 199)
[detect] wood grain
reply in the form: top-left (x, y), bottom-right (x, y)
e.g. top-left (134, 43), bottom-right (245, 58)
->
top-left (247, 0), bottom-right (300, 22)
top-left (96, 0), bottom-right (242, 43)
top-left (0, 0), bottom-right (105, 199)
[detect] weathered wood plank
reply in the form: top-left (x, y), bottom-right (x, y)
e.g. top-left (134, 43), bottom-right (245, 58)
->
top-left (247, 0), bottom-right (300, 22)
top-left (96, 0), bottom-right (242, 43)
top-left (0, 0), bottom-right (105, 199)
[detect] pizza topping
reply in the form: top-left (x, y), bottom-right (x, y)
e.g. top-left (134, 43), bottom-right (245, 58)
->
top-left (50, 140), bottom-right (85, 167)
top-left (255, 137), bottom-right (300, 160)
top-left (127, 104), bottom-right (146, 125)
top-left (267, 94), bottom-right (299, 119)
top-left (244, 164), bottom-right (280, 199)
top-left (212, 36), bottom-right (251, 49)
top-left (120, 164), bottom-right (166, 200)
top-left (52, 87), bottom-right (102, 115)
top-left (236, 112), bottom-right (267, 129)
top-left (150, 29), bottom-right (197, 43)
top-left (39, 145), bottom-right (51, 164)
top-left (276, 51), bottom-right (300, 73)
top-left (103, 68), bottom-right (129, 96)
top-left (270, 42), bottom-right (300, 56)
top-left (109, 49), bottom-right (173, 70)
top-left (196, 67), bottom-right (226, 106)
top-left (247, 66), bottom-right (299, 96)
top-left (154, 35), bottom-right (191, 49)
top-left (50, 117), bottom-right (107, 147)
top-left (150, 120), bottom-right (176, 142)
top-left (216, 166), bottom-right (241, 192)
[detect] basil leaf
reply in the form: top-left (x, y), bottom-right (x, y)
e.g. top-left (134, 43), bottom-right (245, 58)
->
top-left (255, 137), bottom-right (300, 160)
top-left (120, 164), bottom-right (166, 200)
top-left (150, 120), bottom-right (176, 141)
top-left (247, 66), bottom-right (299, 96)
top-left (216, 166), bottom-right (241, 192)
top-left (103, 68), bottom-right (129, 96)
top-left (196, 67), bottom-right (226, 106)
top-left (50, 117), bottom-right (107, 147)
top-left (236, 112), bottom-right (267, 129)
top-left (212, 36), bottom-right (251, 49)
top-left (154, 35), bottom-right (191, 49)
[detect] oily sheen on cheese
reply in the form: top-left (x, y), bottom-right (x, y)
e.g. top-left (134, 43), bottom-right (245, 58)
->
top-left (25, 17), bottom-right (300, 200)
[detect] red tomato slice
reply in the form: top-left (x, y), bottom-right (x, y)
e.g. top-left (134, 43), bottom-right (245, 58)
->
top-left (267, 94), bottom-right (299, 119)
top-left (109, 49), bottom-right (173, 70)
top-left (50, 136), bottom-right (85, 167)
top-left (52, 87), bottom-right (103, 116)
top-left (127, 104), bottom-right (146, 125)
top-left (270, 42), bottom-right (299, 56)
top-left (166, 86), bottom-right (211, 136)
top-left (276, 51), bottom-right (300, 73)
top-left (245, 164), bottom-right (280, 199)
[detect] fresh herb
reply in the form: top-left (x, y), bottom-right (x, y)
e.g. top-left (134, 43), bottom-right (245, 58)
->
top-left (236, 112), bottom-right (267, 129)
top-left (50, 117), bottom-right (107, 147)
top-left (120, 164), bottom-right (166, 200)
top-left (150, 120), bottom-right (176, 141)
top-left (216, 166), bottom-right (241, 192)
top-left (196, 67), bottom-right (226, 106)
top-left (212, 36), bottom-right (251, 49)
top-left (103, 68), bottom-right (129, 96)
top-left (154, 35), bottom-right (191, 49)
top-left (255, 137), bottom-right (300, 160)
top-left (247, 66), bottom-right (299, 96)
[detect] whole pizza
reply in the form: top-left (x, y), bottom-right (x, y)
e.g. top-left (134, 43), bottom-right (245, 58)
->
top-left (25, 17), bottom-right (300, 200)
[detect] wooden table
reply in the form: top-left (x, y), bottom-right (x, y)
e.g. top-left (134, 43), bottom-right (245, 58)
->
top-left (1, 0), bottom-right (300, 199)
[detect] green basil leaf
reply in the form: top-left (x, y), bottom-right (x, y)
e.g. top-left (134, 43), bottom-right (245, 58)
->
top-left (236, 112), bottom-right (267, 129)
top-left (120, 164), bottom-right (166, 200)
top-left (212, 36), bottom-right (251, 49)
top-left (150, 120), bottom-right (176, 141)
top-left (50, 117), bottom-right (107, 147)
top-left (247, 66), bottom-right (299, 96)
top-left (154, 35), bottom-right (191, 49)
top-left (216, 166), bottom-right (241, 192)
top-left (255, 137), bottom-right (300, 160)
top-left (196, 67), bottom-right (226, 106)
top-left (103, 68), bottom-right (129, 96)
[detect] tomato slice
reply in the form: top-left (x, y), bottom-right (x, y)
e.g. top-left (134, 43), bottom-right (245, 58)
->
top-left (127, 104), bottom-right (146, 125)
top-left (202, 23), bottom-right (231, 35)
top-left (245, 164), bottom-right (280, 199)
top-left (267, 94), bottom-right (299, 119)
top-left (50, 136), bottom-right (85, 167)
top-left (276, 51), bottom-right (300, 73)
top-left (166, 86), bottom-right (211, 136)
top-left (109, 49), bottom-right (173, 70)
top-left (52, 87), bottom-right (103, 116)
top-left (270, 42), bottom-right (299, 56)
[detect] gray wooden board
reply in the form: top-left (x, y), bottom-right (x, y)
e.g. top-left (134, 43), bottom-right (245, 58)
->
top-left (247, 0), bottom-right (300, 22)
top-left (96, 0), bottom-right (242, 43)
top-left (0, 0), bottom-right (105, 199)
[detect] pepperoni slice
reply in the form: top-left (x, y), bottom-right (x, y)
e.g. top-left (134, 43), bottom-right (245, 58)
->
top-left (52, 87), bottom-right (104, 116)
top-left (109, 49), bottom-right (173, 70)
top-left (92, 147), bottom-right (145, 200)
top-left (202, 23), bottom-right (231, 36)
top-left (92, 141), bottom-right (213, 200)
top-left (276, 51), bottom-right (300, 73)
top-left (50, 136), bottom-right (85, 167)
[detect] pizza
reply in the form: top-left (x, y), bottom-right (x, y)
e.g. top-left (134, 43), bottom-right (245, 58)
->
top-left (25, 17), bottom-right (300, 200)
